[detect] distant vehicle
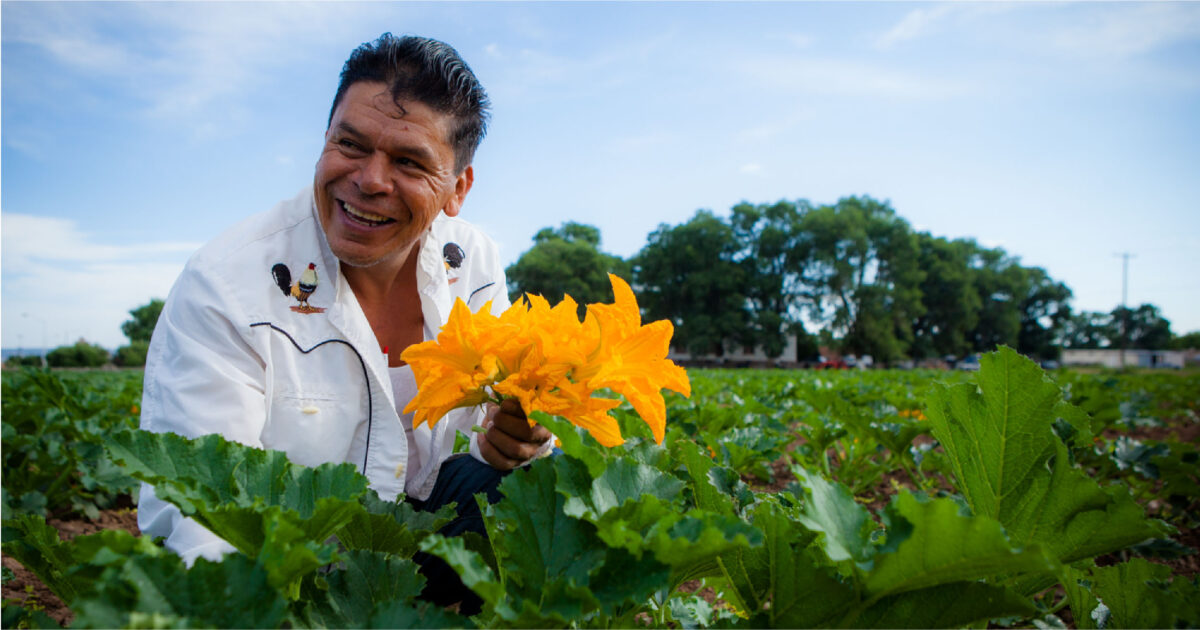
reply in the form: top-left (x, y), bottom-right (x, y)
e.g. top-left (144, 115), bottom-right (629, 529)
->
top-left (956, 355), bottom-right (981, 371)
top-left (1040, 360), bottom-right (1060, 370)
top-left (818, 359), bottom-right (848, 370)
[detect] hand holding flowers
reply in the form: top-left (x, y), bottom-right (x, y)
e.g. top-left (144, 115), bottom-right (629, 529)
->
top-left (400, 274), bottom-right (691, 450)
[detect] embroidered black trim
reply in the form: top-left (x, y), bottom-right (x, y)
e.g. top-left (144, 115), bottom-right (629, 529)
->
top-left (468, 282), bottom-right (495, 303)
top-left (249, 322), bottom-right (373, 471)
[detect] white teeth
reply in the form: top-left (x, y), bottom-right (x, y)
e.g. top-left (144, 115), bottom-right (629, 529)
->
top-left (343, 202), bottom-right (390, 223)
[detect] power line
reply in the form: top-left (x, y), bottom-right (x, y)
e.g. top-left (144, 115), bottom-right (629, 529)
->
top-left (1114, 252), bottom-right (1135, 367)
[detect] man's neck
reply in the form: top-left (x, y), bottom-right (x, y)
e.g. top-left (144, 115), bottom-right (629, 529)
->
top-left (341, 242), bottom-right (426, 366)
top-left (340, 242), bottom-right (420, 307)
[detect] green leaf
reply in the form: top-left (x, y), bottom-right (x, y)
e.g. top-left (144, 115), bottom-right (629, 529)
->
top-left (254, 508), bottom-right (341, 599)
top-left (108, 430), bottom-right (366, 595)
top-left (107, 430), bottom-right (369, 517)
top-left (670, 440), bottom-right (736, 515)
top-left (1, 603), bottom-right (61, 629)
top-left (586, 546), bottom-right (671, 617)
top-left (552, 453), bottom-right (759, 588)
top-left (792, 466), bottom-right (876, 565)
top-left (337, 490), bottom-right (456, 556)
top-left (419, 534), bottom-right (505, 608)
top-left (1, 513), bottom-right (79, 603)
top-left (864, 492), bottom-right (1055, 598)
top-left (924, 347), bottom-right (1167, 567)
top-left (853, 581), bottom-right (1038, 629)
top-left (717, 498), bottom-right (856, 628)
top-left (296, 550), bottom-right (428, 628)
top-left (487, 459), bottom-right (606, 623)
top-left (528, 411), bottom-right (610, 477)
top-left (557, 456), bottom-right (684, 521)
top-left (1064, 558), bottom-right (1199, 629)
top-left (70, 553), bottom-right (287, 629)
top-left (366, 599), bottom-right (470, 629)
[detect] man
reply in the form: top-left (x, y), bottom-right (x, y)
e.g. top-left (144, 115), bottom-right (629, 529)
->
top-left (138, 33), bottom-right (552, 607)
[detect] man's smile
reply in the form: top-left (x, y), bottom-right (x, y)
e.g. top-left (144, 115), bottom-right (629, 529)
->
top-left (340, 200), bottom-right (396, 227)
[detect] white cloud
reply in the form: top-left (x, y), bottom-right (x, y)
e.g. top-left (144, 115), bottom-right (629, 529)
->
top-left (874, 3), bottom-right (1016, 50)
top-left (740, 163), bottom-right (763, 175)
top-left (875, 4), bottom-right (958, 50)
top-left (2, 213), bottom-right (199, 348)
top-left (3, 3), bottom-right (387, 129)
top-left (2, 214), bottom-right (200, 266)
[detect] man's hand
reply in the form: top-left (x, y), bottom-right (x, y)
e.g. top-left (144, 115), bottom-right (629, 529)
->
top-left (478, 398), bottom-right (553, 471)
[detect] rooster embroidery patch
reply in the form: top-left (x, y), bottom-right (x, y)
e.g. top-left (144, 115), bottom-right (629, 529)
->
top-left (443, 242), bottom-right (465, 285)
top-left (271, 262), bottom-right (326, 314)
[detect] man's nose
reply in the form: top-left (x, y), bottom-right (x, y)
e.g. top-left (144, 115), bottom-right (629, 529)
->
top-left (356, 152), bottom-right (393, 195)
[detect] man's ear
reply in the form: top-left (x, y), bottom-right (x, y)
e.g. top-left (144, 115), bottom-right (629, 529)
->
top-left (443, 165), bottom-right (474, 218)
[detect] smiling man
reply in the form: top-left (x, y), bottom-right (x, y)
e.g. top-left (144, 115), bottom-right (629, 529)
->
top-left (138, 34), bottom-right (551, 611)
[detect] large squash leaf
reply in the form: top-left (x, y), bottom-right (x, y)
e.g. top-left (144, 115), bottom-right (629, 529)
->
top-left (293, 549), bottom-right (462, 629)
top-left (1064, 558), bottom-right (1200, 629)
top-left (715, 498), bottom-right (856, 628)
top-left (70, 553), bottom-right (286, 629)
top-left (107, 430), bottom-right (368, 597)
top-left (925, 347), bottom-right (1168, 568)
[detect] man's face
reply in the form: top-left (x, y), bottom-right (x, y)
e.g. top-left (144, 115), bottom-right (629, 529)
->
top-left (315, 81), bottom-right (473, 269)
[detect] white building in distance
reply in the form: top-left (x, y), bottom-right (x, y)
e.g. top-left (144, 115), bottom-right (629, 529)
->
top-left (1061, 349), bottom-right (1184, 369)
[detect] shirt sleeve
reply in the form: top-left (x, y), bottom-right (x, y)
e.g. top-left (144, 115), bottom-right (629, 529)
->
top-left (137, 262), bottom-right (266, 564)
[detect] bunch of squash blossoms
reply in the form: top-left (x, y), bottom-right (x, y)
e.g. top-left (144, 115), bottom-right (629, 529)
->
top-left (400, 274), bottom-right (691, 447)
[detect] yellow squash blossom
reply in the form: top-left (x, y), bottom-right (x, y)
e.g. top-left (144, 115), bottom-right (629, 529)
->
top-left (401, 274), bottom-right (690, 447)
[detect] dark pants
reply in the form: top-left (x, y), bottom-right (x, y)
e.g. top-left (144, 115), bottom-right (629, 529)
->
top-left (406, 454), bottom-right (508, 614)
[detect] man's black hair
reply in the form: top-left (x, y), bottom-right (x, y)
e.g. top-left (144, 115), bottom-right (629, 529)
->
top-left (329, 33), bottom-right (490, 173)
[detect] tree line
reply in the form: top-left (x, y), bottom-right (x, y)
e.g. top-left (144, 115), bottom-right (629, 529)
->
top-left (6, 196), bottom-right (1194, 370)
top-left (5, 300), bottom-right (162, 369)
top-left (507, 196), bottom-right (1194, 364)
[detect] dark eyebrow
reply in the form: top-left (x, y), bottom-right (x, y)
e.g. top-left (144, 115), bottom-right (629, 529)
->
top-left (334, 121), bottom-right (438, 166)
top-left (334, 121), bottom-right (366, 140)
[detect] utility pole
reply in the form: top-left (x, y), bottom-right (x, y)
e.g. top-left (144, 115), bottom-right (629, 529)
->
top-left (1114, 252), bottom-right (1134, 368)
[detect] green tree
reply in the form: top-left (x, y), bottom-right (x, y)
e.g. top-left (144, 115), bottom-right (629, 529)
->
top-left (113, 341), bottom-right (150, 367)
top-left (120, 299), bottom-right (165, 344)
top-left (796, 196), bottom-right (924, 363)
top-left (1016, 267), bottom-right (1073, 360)
top-left (966, 246), bottom-right (1025, 353)
top-left (45, 340), bottom-right (110, 368)
top-left (1061, 311), bottom-right (1110, 349)
top-left (1170, 330), bottom-right (1200, 350)
top-left (506, 222), bottom-right (631, 312)
top-left (729, 200), bottom-right (812, 359)
top-left (115, 298), bottom-right (164, 367)
top-left (4, 354), bottom-right (45, 368)
top-left (634, 210), bottom-right (750, 357)
top-left (1107, 303), bottom-right (1173, 350)
top-left (910, 234), bottom-right (980, 360)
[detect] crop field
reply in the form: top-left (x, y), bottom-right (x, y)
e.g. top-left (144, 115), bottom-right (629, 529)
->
top-left (2, 349), bottom-right (1198, 628)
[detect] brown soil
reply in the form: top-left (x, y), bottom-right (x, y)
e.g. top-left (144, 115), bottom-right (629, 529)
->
top-left (1101, 415), bottom-right (1200, 444)
top-left (2, 508), bottom-right (139, 626)
top-left (740, 456), bottom-right (797, 493)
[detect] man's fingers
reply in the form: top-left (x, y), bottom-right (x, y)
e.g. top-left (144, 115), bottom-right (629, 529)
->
top-left (485, 423), bottom-right (544, 462)
top-left (527, 421), bottom-right (552, 444)
top-left (480, 399), bottom-right (553, 471)
top-left (477, 431), bottom-right (522, 471)
top-left (499, 397), bottom-right (525, 418)
top-left (491, 404), bottom-right (540, 442)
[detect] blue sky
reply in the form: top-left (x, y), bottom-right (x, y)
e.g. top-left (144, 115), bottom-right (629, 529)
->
top-left (3, 1), bottom-right (1199, 350)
